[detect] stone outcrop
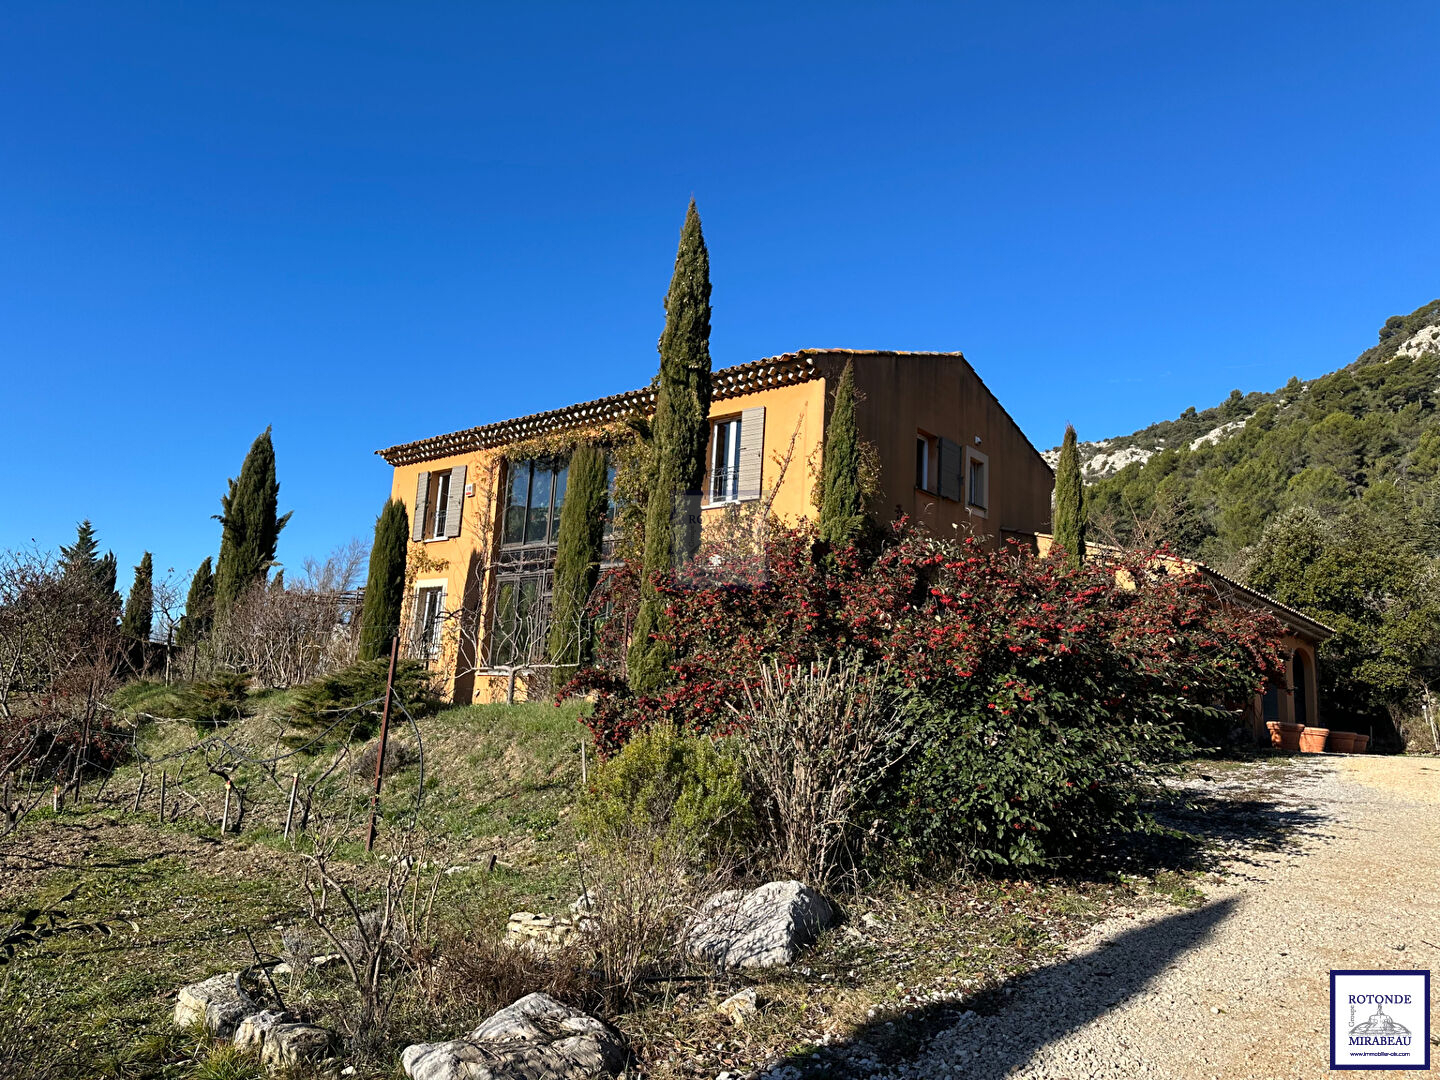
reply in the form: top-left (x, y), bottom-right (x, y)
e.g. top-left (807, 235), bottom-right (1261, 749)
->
top-left (401, 992), bottom-right (627, 1080)
top-left (234, 1009), bottom-right (333, 1069)
top-left (687, 880), bottom-right (835, 971)
top-left (173, 972), bottom-right (259, 1037)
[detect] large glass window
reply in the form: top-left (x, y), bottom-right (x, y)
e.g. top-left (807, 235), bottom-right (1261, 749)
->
top-left (504, 464), bottom-right (530, 545)
top-left (492, 575), bottom-right (545, 666)
top-left (504, 460), bottom-right (571, 548)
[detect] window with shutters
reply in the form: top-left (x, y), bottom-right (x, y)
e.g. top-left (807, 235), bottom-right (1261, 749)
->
top-left (709, 417), bottom-right (742, 504)
top-left (413, 465), bottom-right (467, 542)
top-left (705, 408), bottom-right (764, 506)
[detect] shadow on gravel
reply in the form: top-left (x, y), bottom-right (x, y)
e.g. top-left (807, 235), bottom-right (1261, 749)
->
top-left (775, 896), bottom-right (1241, 1079)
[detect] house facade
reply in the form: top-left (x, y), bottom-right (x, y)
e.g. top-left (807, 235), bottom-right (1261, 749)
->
top-left (376, 348), bottom-right (1055, 703)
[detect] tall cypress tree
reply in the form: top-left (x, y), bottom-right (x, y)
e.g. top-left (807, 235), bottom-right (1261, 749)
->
top-left (121, 552), bottom-right (154, 643)
top-left (548, 443), bottom-right (609, 670)
top-left (628, 200), bottom-right (714, 692)
top-left (214, 427), bottom-right (292, 616)
top-left (1053, 424), bottom-right (1086, 568)
top-left (177, 557), bottom-right (215, 646)
top-left (818, 359), bottom-right (865, 550)
top-left (359, 498), bottom-right (409, 661)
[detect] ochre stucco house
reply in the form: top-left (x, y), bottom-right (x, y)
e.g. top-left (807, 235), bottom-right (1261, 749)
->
top-left (376, 349), bottom-right (1055, 703)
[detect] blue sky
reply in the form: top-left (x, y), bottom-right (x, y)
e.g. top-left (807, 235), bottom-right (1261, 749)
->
top-left (3, 2), bottom-right (1438, 585)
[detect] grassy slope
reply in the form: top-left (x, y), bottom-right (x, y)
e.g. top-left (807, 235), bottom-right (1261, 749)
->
top-left (1, 690), bottom-right (1230, 1080)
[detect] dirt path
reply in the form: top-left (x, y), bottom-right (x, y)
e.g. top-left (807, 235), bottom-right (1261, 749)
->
top-left (884, 755), bottom-right (1440, 1079)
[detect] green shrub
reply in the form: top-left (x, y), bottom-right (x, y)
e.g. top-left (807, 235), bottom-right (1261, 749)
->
top-left (577, 725), bottom-right (752, 867)
top-left (111, 672), bottom-right (249, 731)
top-left (287, 657), bottom-right (439, 732)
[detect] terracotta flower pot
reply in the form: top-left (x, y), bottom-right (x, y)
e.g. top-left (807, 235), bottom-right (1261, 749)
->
top-left (1327, 731), bottom-right (1355, 753)
top-left (1299, 727), bottom-right (1330, 753)
top-left (1270, 721), bottom-right (1303, 751)
top-left (1352, 734), bottom-right (1370, 754)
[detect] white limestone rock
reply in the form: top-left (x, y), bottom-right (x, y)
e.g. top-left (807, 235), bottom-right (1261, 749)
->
top-left (401, 992), bottom-right (627, 1080)
top-left (687, 880), bottom-right (835, 971)
top-left (173, 973), bottom-right (258, 1037)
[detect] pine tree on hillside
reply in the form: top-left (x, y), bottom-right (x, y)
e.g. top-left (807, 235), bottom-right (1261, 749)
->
top-left (628, 200), bottom-right (714, 693)
top-left (214, 427), bottom-right (292, 616)
top-left (818, 359), bottom-right (865, 550)
top-left (548, 443), bottom-right (609, 670)
top-left (177, 558), bottom-right (215, 646)
top-left (121, 552), bottom-right (154, 643)
top-left (1054, 424), bottom-right (1086, 568)
top-left (359, 499), bottom-right (409, 661)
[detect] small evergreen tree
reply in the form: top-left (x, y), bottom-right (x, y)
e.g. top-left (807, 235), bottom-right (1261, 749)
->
top-left (59, 520), bottom-right (120, 614)
top-left (359, 499), bottom-right (409, 661)
top-left (1053, 424), bottom-right (1086, 567)
top-left (121, 552), bottom-right (154, 643)
top-left (214, 427), bottom-right (292, 616)
top-left (628, 200), bottom-right (714, 692)
top-left (548, 443), bottom-right (609, 670)
top-left (818, 359), bottom-right (865, 550)
top-left (177, 558), bottom-right (215, 646)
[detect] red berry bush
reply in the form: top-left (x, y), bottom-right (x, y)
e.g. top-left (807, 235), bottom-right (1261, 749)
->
top-left (569, 522), bottom-right (1284, 871)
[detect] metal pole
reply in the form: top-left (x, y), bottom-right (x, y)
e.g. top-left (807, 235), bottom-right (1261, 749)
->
top-left (283, 772), bottom-right (299, 840)
top-left (159, 770), bottom-right (167, 822)
top-left (221, 778), bottom-right (232, 834)
top-left (365, 636), bottom-right (399, 853)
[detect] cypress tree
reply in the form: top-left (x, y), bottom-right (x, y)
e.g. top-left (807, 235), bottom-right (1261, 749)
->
top-left (628, 200), bottom-right (714, 692)
top-left (359, 498), bottom-right (410, 661)
top-left (548, 443), bottom-right (609, 670)
top-left (214, 427), bottom-right (292, 616)
top-left (818, 359), bottom-right (865, 550)
top-left (121, 552), bottom-right (154, 643)
top-left (177, 558), bottom-right (215, 646)
top-left (1053, 424), bottom-right (1086, 568)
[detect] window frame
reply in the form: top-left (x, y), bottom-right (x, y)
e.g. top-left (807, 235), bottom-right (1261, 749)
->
top-left (429, 471), bottom-right (451, 539)
top-left (964, 445), bottom-right (989, 515)
top-left (915, 432), bottom-right (937, 494)
top-left (411, 581), bottom-right (446, 660)
top-left (709, 416), bottom-right (743, 505)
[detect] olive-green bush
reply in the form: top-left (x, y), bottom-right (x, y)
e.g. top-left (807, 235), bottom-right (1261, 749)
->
top-left (577, 725), bottom-right (752, 868)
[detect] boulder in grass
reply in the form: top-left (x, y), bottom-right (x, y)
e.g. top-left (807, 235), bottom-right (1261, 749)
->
top-left (234, 1010), bottom-right (333, 1069)
top-left (687, 880), bottom-right (835, 971)
top-left (173, 972), bottom-right (258, 1037)
top-left (401, 992), bottom-right (627, 1080)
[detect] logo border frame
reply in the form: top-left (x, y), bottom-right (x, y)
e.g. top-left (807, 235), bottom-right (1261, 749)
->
top-left (1330, 968), bottom-right (1431, 1071)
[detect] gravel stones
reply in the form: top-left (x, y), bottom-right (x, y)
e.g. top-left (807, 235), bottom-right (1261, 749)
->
top-left (400, 992), bottom-right (627, 1080)
top-left (688, 880), bottom-right (835, 971)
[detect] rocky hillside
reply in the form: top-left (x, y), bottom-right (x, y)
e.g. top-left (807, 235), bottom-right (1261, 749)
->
top-left (1069, 298), bottom-right (1440, 562)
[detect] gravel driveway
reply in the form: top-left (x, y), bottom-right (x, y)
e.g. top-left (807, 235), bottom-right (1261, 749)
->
top-left (866, 755), bottom-right (1440, 1080)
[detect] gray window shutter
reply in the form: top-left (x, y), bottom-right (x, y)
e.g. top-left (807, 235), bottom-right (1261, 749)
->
top-left (445, 465), bottom-right (467, 538)
top-left (737, 407), bottom-right (766, 501)
top-left (412, 471), bottom-right (430, 542)
top-left (938, 438), bottom-right (962, 502)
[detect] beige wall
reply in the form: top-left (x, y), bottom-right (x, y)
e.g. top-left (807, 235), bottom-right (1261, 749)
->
top-left (830, 352), bottom-right (1054, 545)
